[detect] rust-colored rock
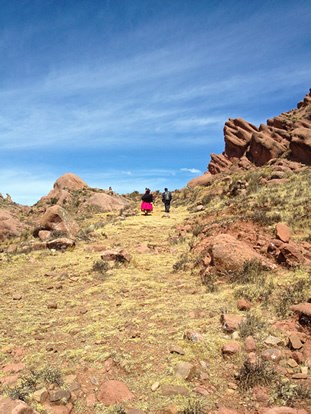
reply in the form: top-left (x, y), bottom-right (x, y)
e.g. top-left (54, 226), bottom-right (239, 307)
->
top-left (187, 172), bottom-right (215, 187)
top-left (0, 396), bottom-right (39, 414)
top-left (38, 205), bottom-right (79, 237)
top-left (275, 223), bottom-right (291, 243)
top-left (0, 209), bottom-right (23, 240)
top-left (290, 303), bottom-right (311, 317)
top-left (222, 341), bottom-right (241, 355)
top-left (97, 380), bottom-right (134, 405)
top-left (221, 314), bottom-right (245, 333)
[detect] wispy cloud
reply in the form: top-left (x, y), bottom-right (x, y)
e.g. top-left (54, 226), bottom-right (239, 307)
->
top-left (180, 168), bottom-right (202, 174)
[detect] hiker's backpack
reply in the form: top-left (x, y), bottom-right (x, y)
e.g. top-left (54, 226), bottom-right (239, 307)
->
top-left (164, 191), bottom-right (171, 201)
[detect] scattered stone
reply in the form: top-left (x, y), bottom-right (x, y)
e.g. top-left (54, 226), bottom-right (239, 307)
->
top-left (222, 341), bottom-right (241, 355)
top-left (49, 389), bottom-right (71, 403)
top-left (101, 249), bottom-right (132, 263)
top-left (160, 384), bottom-right (189, 396)
top-left (287, 358), bottom-right (298, 368)
top-left (292, 372), bottom-right (307, 379)
top-left (86, 393), bottom-right (97, 407)
top-left (290, 302), bottom-right (311, 318)
top-left (221, 314), bottom-right (244, 333)
top-left (183, 330), bottom-right (204, 342)
top-left (97, 380), bottom-right (134, 405)
top-left (47, 238), bottom-right (75, 250)
top-left (33, 388), bottom-right (49, 403)
top-left (151, 382), bottom-right (160, 391)
top-left (0, 396), bottom-right (40, 414)
top-left (47, 302), bottom-right (58, 309)
top-left (244, 336), bottom-right (257, 352)
top-left (38, 230), bottom-right (51, 241)
top-left (169, 345), bottom-right (185, 355)
top-left (174, 362), bottom-right (196, 380)
top-left (261, 348), bottom-right (283, 362)
top-left (236, 299), bottom-right (252, 311)
top-left (275, 223), bottom-right (291, 243)
top-left (264, 335), bottom-right (284, 347)
top-left (288, 334), bottom-right (303, 350)
top-left (12, 294), bottom-right (22, 301)
top-left (2, 363), bottom-right (25, 373)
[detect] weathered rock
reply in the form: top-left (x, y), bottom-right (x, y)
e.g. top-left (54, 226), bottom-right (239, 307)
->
top-left (288, 334), bottom-right (303, 350)
top-left (290, 303), bottom-right (311, 317)
top-left (222, 341), bottom-right (241, 355)
top-left (218, 407), bottom-right (240, 414)
top-left (252, 386), bottom-right (269, 403)
top-left (258, 407), bottom-right (308, 414)
top-left (46, 238), bottom-right (75, 250)
top-left (38, 205), bottom-right (79, 237)
top-left (244, 336), bottom-right (257, 352)
top-left (0, 209), bottom-right (23, 240)
top-left (221, 314), bottom-right (245, 333)
top-left (183, 330), bottom-right (204, 342)
top-left (97, 380), bottom-right (134, 405)
top-left (169, 345), bottom-right (185, 355)
top-left (49, 389), bottom-right (71, 403)
top-left (32, 388), bottom-right (49, 403)
top-left (187, 172), bottom-right (215, 187)
top-left (275, 223), bottom-right (291, 243)
top-left (174, 362), bottom-right (196, 380)
top-left (264, 335), bottom-right (284, 347)
top-left (248, 131), bottom-right (289, 166)
top-left (85, 193), bottom-right (130, 212)
top-left (278, 243), bottom-right (305, 267)
top-left (209, 234), bottom-right (271, 272)
top-left (261, 348), bottom-right (283, 362)
top-left (38, 230), bottom-right (51, 241)
top-left (160, 384), bottom-right (189, 396)
top-left (101, 249), bottom-right (132, 263)
top-left (237, 299), bottom-right (252, 311)
top-left (0, 396), bottom-right (39, 414)
top-left (290, 127), bottom-right (311, 165)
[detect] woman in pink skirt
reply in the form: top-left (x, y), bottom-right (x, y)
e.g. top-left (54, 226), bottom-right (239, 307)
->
top-left (141, 188), bottom-right (154, 215)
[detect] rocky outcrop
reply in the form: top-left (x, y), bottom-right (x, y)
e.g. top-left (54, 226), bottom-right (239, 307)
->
top-left (188, 90), bottom-right (311, 186)
top-left (0, 209), bottom-right (23, 240)
top-left (37, 205), bottom-right (79, 237)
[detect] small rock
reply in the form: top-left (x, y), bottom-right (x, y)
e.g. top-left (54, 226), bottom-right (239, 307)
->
top-left (287, 358), bottom-right (298, 368)
top-left (160, 384), bottom-right (189, 396)
top-left (292, 372), bottom-right (307, 379)
top-left (264, 335), bottom-right (283, 346)
top-left (288, 334), bottom-right (303, 350)
top-left (261, 348), bottom-right (283, 362)
top-left (221, 314), bottom-right (244, 333)
top-left (183, 330), bottom-right (204, 342)
top-left (174, 362), bottom-right (196, 380)
top-left (49, 389), bottom-right (71, 403)
top-left (169, 345), bottom-right (185, 355)
top-left (237, 299), bottom-right (252, 311)
top-left (12, 294), bottom-right (22, 301)
top-left (194, 385), bottom-right (210, 396)
top-left (245, 336), bottom-right (257, 352)
top-left (47, 302), bottom-right (58, 309)
top-left (86, 393), bottom-right (97, 407)
top-left (97, 380), bottom-right (134, 405)
top-left (222, 341), bottom-right (241, 355)
top-left (151, 382), bottom-right (160, 391)
top-left (33, 388), bottom-right (49, 403)
top-left (275, 223), bottom-right (291, 243)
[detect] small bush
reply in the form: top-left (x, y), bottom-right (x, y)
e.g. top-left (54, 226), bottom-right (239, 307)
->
top-left (92, 260), bottom-right (109, 275)
top-left (181, 399), bottom-right (205, 414)
top-left (113, 405), bottom-right (126, 414)
top-left (40, 366), bottom-right (63, 386)
top-left (231, 259), bottom-right (268, 284)
top-left (234, 280), bottom-right (274, 304)
top-left (252, 210), bottom-right (282, 226)
top-left (201, 271), bottom-right (218, 293)
top-left (238, 359), bottom-right (275, 390)
top-left (192, 224), bottom-right (205, 237)
top-left (239, 314), bottom-right (265, 338)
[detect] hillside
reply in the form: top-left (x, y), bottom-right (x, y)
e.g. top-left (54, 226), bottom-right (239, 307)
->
top-left (0, 91), bottom-right (311, 414)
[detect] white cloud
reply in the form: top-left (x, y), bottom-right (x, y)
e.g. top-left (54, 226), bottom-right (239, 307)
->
top-left (180, 168), bottom-right (202, 174)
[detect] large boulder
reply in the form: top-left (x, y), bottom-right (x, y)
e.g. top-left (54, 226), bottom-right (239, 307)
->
top-left (208, 233), bottom-right (271, 272)
top-left (247, 132), bottom-right (289, 166)
top-left (38, 205), bottom-right (79, 237)
top-left (290, 127), bottom-right (311, 165)
top-left (224, 118), bottom-right (258, 159)
top-left (0, 209), bottom-right (23, 240)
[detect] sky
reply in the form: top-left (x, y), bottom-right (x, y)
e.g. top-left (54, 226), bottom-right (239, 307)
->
top-left (0, 0), bottom-right (310, 205)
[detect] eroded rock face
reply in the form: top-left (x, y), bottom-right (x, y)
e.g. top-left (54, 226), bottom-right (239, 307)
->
top-left (188, 90), bottom-right (311, 187)
top-left (86, 193), bottom-right (129, 212)
top-left (0, 396), bottom-right (39, 414)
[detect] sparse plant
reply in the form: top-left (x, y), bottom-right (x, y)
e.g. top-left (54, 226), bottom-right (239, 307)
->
top-left (252, 210), bottom-right (282, 226)
top-left (173, 253), bottom-right (189, 272)
top-left (192, 223), bottom-right (205, 237)
top-left (231, 259), bottom-right (268, 284)
top-left (239, 313), bottom-right (265, 338)
top-left (40, 366), bottom-right (63, 386)
top-left (113, 405), bottom-right (126, 414)
top-left (271, 380), bottom-right (311, 405)
top-left (234, 280), bottom-right (274, 304)
top-left (274, 278), bottom-right (311, 318)
top-left (238, 358), bottom-right (275, 390)
top-left (49, 197), bottom-right (58, 205)
top-left (92, 260), bottom-right (109, 275)
top-left (181, 399), bottom-right (205, 414)
top-left (201, 271), bottom-right (218, 292)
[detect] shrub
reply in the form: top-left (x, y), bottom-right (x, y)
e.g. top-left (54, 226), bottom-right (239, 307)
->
top-left (201, 271), bottom-right (218, 293)
top-left (92, 260), bottom-right (109, 275)
top-left (238, 358), bottom-right (275, 390)
top-left (181, 399), bottom-right (205, 414)
top-left (173, 254), bottom-right (189, 272)
top-left (234, 280), bottom-right (274, 304)
top-left (239, 313), bottom-right (265, 338)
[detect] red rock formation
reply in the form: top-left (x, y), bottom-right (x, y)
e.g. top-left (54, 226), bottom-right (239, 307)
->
top-left (188, 90), bottom-right (311, 186)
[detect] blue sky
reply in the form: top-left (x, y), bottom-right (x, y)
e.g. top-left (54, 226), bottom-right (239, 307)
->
top-left (0, 0), bottom-right (310, 205)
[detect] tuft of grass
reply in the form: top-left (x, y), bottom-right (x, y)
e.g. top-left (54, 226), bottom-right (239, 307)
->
top-left (173, 253), bottom-right (189, 272)
top-left (234, 280), bottom-right (274, 304)
top-left (181, 399), bottom-right (206, 414)
top-left (92, 260), bottom-right (109, 275)
top-left (274, 278), bottom-right (311, 318)
top-left (238, 358), bottom-right (275, 390)
top-left (201, 271), bottom-right (219, 293)
top-left (239, 313), bottom-right (266, 338)
top-left (231, 259), bottom-right (268, 284)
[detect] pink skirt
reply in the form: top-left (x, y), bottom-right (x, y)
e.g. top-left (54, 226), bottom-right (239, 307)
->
top-left (141, 201), bottom-right (153, 211)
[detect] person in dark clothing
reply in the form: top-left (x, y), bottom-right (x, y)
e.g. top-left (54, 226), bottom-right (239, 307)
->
top-left (141, 188), bottom-right (154, 215)
top-left (162, 188), bottom-right (172, 213)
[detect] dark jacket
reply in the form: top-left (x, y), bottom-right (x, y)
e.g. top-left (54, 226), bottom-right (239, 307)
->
top-left (162, 191), bottom-right (172, 202)
top-left (142, 193), bottom-right (153, 203)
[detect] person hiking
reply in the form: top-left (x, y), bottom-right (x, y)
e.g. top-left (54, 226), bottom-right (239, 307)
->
top-left (141, 188), bottom-right (154, 215)
top-left (162, 187), bottom-right (172, 213)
